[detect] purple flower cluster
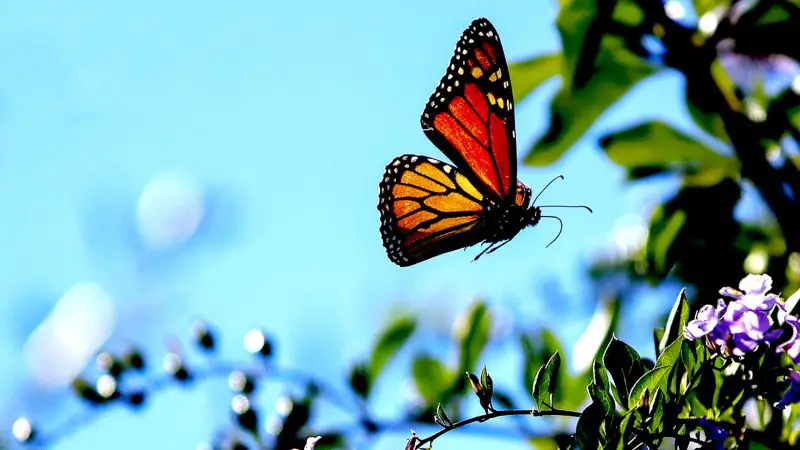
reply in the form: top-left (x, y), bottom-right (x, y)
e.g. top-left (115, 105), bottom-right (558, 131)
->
top-left (684, 274), bottom-right (785, 356)
top-left (683, 274), bottom-right (800, 408)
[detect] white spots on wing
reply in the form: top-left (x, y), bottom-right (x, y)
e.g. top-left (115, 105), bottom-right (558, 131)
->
top-left (443, 165), bottom-right (452, 174)
top-left (410, 156), bottom-right (418, 162)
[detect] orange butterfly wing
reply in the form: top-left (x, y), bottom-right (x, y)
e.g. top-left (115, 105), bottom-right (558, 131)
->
top-left (378, 155), bottom-right (491, 266)
top-left (420, 18), bottom-right (517, 202)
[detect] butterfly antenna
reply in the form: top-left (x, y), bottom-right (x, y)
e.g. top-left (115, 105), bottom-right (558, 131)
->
top-left (532, 175), bottom-right (565, 206)
top-left (541, 215), bottom-right (564, 248)
top-left (538, 204), bottom-right (594, 213)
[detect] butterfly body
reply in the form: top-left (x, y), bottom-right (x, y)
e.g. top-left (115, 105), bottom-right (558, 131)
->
top-left (377, 18), bottom-right (586, 266)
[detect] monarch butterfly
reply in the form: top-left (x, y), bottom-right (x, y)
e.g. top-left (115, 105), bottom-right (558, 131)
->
top-left (378, 18), bottom-right (591, 267)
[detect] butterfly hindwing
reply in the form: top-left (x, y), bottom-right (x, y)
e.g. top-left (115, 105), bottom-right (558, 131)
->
top-left (420, 18), bottom-right (517, 203)
top-left (378, 154), bottom-right (490, 266)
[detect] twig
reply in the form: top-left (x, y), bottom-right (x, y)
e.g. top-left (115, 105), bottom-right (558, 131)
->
top-left (414, 408), bottom-right (580, 448)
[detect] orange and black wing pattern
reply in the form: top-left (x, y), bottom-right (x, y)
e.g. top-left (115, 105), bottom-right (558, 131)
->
top-left (378, 154), bottom-right (490, 266)
top-left (421, 18), bottom-right (517, 203)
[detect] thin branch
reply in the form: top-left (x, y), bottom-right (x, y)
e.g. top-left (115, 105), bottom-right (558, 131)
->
top-left (414, 408), bottom-right (580, 448)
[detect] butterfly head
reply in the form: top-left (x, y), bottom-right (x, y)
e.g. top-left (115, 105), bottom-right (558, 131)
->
top-left (528, 175), bottom-right (593, 247)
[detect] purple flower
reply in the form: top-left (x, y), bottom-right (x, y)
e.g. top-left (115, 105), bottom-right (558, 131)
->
top-left (684, 274), bottom-right (788, 357)
top-left (778, 315), bottom-right (800, 363)
top-left (711, 300), bottom-right (782, 356)
top-left (719, 274), bottom-right (779, 311)
top-left (776, 370), bottom-right (800, 409)
top-left (684, 300), bottom-right (725, 340)
top-left (698, 418), bottom-right (728, 449)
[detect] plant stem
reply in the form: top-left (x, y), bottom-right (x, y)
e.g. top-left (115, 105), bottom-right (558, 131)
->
top-left (415, 408), bottom-right (580, 448)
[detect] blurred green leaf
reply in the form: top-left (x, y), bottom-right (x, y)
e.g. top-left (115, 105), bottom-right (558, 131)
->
top-left (455, 301), bottom-right (492, 373)
top-left (600, 120), bottom-right (731, 169)
top-left (348, 363), bottom-right (371, 398)
top-left (685, 60), bottom-right (735, 143)
top-left (612, 0), bottom-right (644, 26)
top-left (628, 365), bottom-right (669, 409)
top-left (368, 315), bottom-right (417, 381)
top-left (524, 0), bottom-right (656, 166)
top-left (647, 208), bottom-right (687, 276)
top-left (509, 53), bottom-right (562, 103)
top-left (527, 437), bottom-right (560, 450)
top-left (533, 351), bottom-right (562, 410)
top-left (659, 289), bottom-right (691, 354)
top-left (412, 354), bottom-right (455, 405)
top-left (603, 336), bottom-right (646, 408)
top-left (693, 0), bottom-right (728, 17)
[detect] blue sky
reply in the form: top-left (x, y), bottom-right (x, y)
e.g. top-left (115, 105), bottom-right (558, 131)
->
top-left (0, 0), bottom-right (717, 449)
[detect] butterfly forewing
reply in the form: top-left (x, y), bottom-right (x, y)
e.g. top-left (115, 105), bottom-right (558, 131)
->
top-left (378, 154), bottom-right (491, 266)
top-left (420, 18), bottom-right (517, 203)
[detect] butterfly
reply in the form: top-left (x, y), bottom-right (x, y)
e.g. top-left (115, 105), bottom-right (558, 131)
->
top-left (377, 18), bottom-right (591, 267)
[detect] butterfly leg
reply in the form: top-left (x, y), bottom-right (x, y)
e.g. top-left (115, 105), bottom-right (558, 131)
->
top-left (472, 239), bottom-right (511, 262)
top-left (472, 243), bottom-right (494, 262)
top-left (487, 239), bottom-right (512, 255)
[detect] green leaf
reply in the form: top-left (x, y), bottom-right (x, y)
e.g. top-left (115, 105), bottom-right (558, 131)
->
top-left (628, 366), bottom-right (669, 409)
top-left (659, 289), bottom-right (691, 354)
top-left (646, 207), bottom-right (687, 276)
top-left (599, 121), bottom-right (730, 169)
top-left (602, 336), bottom-right (645, 408)
top-left (368, 315), bottom-right (417, 380)
top-left (411, 354), bottom-right (455, 405)
top-left (480, 365), bottom-right (494, 399)
top-left (524, 0), bottom-right (656, 166)
top-left (692, 0), bottom-right (728, 17)
top-left (575, 400), bottom-right (607, 449)
top-left (434, 403), bottom-right (452, 428)
top-left (509, 53), bottom-right (562, 103)
top-left (680, 338), bottom-right (701, 376)
top-left (348, 363), bottom-right (371, 398)
top-left (649, 389), bottom-right (666, 434)
top-left (654, 337), bottom-right (684, 395)
top-left (588, 360), bottom-right (616, 413)
top-left (455, 301), bottom-right (492, 373)
top-left (685, 60), bottom-right (735, 143)
top-left (521, 329), bottom-right (566, 400)
top-left (593, 360), bottom-right (610, 391)
top-left (653, 328), bottom-right (665, 356)
top-left (614, 411), bottom-right (636, 450)
top-left (785, 287), bottom-right (800, 315)
top-left (533, 351), bottom-right (561, 411)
